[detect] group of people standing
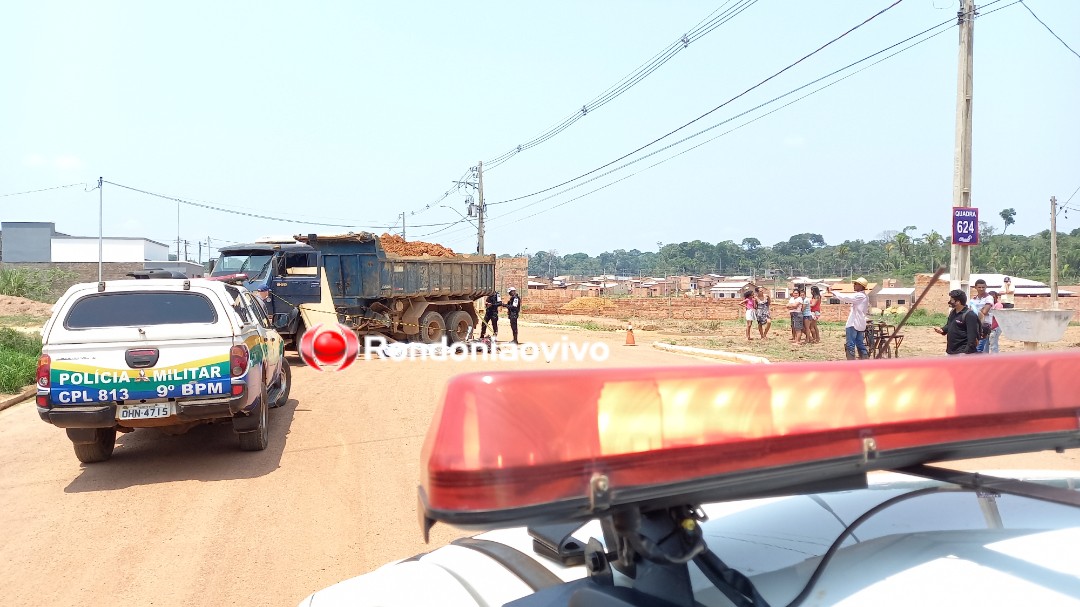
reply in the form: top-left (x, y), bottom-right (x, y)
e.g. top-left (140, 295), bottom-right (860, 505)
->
top-left (740, 285), bottom-right (823, 344)
top-left (785, 286), bottom-right (822, 345)
top-left (740, 286), bottom-right (779, 340)
top-left (478, 287), bottom-right (522, 344)
top-left (934, 278), bottom-right (1007, 355)
top-left (741, 275), bottom-right (1018, 359)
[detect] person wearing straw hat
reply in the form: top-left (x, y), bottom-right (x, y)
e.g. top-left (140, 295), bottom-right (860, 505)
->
top-left (825, 277), bottom-right (870, 360)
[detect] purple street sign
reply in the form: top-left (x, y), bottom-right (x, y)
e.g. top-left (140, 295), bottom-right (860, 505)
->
top-left (952, 207), bottom-right (979, 245)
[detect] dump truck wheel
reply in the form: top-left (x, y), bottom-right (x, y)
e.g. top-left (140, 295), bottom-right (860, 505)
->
top-left (418, 311), bottom-right (446, 344)
top-left (444, 311), bottom-right (473, 344)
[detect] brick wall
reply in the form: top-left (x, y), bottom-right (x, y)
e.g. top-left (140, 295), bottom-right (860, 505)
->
top-left (494, 257), bottom-right (527, 295)
top-left (2, 261), bottom-right (144, 284)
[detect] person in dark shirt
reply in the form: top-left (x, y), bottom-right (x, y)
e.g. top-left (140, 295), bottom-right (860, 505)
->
top-left (505, 286), bottom-right (522, 344)
top-left (934, 289), bottom-right (981, 354)
top-left (479, 291), bottom-right (501, 339)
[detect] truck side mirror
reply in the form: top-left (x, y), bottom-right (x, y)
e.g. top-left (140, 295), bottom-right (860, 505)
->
top-left (272, 313), bottom-right (290, 329)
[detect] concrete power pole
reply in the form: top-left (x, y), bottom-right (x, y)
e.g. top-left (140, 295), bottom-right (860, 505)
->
top-left (400, 212), bottom-right (406, 239)
top-left (476, 161), bottom-right (486, 255)
top-left (949, 0), bottom-right (976, 293)
top-left (1050, 196), bottom-right (1060, 310)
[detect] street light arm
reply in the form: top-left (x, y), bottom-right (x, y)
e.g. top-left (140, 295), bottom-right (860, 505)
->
top-left (440, 204), bottom-right (478, 228)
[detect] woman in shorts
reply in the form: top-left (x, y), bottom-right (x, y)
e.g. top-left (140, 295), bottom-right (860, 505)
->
top-left (787, 288), bottom-right (805, 344)
top-left (754, 286), bottom-right (772, 338)
top-left (806, 286), bottom-right (822, 343)
top-left (740, 290), bottom-right (756, 340)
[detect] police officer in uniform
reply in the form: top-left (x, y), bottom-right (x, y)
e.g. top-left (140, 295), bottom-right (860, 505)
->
top-left (505, 286), bottom-right (522, 344)
top-left (479, 290), bottom-right (501, 339)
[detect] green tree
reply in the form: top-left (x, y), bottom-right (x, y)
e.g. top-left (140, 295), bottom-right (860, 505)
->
top-left (1000, 208), bottom-right (1016, 234)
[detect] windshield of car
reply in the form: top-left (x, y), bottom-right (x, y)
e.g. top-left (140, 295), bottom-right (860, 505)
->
top-left (211, 252), bottom-right (274, 279)
top-left (63, 292), bottom-right (218, 328)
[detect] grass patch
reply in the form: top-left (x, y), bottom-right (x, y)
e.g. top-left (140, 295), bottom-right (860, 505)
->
top-left (0, 267), bottom-right (76, 303)
top-left (559, 319), bottom-right (619, 331)
top-left (0, 328), bottom-right (41, 393)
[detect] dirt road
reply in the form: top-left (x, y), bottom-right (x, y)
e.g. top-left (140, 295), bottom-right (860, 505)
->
top-left (0, 325), bottom-right (712, 607)
top-left (2, 324), bottom-right (1077, 607)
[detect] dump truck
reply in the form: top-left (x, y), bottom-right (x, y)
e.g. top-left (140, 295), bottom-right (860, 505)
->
top-left (208, 233), bottom-right (495, 347)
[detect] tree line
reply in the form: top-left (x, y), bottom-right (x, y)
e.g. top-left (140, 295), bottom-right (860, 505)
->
top-left (512, 215), bottom-right (1080, 285)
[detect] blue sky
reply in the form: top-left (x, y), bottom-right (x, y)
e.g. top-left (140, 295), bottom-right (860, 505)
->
top-left (2, 1), bottom-right (1077, 260)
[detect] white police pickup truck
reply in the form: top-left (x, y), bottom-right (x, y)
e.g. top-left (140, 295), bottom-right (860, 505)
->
top-left (35, 277), bottom-right (291, 463)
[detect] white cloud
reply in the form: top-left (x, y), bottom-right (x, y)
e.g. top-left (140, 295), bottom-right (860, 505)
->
top-left (55, 155), bottom-right (84, 170)
top-left (21, 153), bottom-right (84, 170)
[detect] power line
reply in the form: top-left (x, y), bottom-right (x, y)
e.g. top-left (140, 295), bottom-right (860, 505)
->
top-left (489, 0), bottom-right (906, 207)
top-left (398, 165), bottom-right (477, 222)
top-left (0, 183), bottom-right (94, 197)
top-left (482, 0), bottom-right (762, 171)
top-left (1065, 185), bottom-right (1080, 206)
top-left (1018, 0), bottom-right (1080, 60)
top-left (414, 1), bottom-right (762, 227)
top-left (100, 180), bottom-right (459, 229)
top-left (414, 217), bottom-right (473, 239)
top-left (470, 1), bottom-right (1036, 235)
top-left (474, 3), bottom-right (953, 230)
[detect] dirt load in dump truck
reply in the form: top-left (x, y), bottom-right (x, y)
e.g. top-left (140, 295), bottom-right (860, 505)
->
top-left (208, 233), bottom-right (495, 348)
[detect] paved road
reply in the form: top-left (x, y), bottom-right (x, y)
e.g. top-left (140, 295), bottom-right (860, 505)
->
top-left (2, 324), bottom-right (1077, 607)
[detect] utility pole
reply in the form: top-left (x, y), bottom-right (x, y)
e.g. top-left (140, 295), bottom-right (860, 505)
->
top-left (98, 177), bottom-right (103, 282)
top-left (400, 212), bottom-right (406, 239)
top-left (949, 0), bottom-right (976, 294)
top-left (183, 240), bottom-right (190, 263)
top-left (476, 161), bottom-right (486, 255)
top-left (198, 241), bottom-right (203, 265)
top-left (1050, 195), bottom-right (1060, 310)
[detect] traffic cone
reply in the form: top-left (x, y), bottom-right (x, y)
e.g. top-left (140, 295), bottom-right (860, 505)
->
top-left (624, 323), bottom-right (636, 346)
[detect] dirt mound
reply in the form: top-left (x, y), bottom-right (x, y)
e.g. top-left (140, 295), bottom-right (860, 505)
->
top-left (379, 233), bottom-right (457, 257)
top-left (0, 295), bottom-right (55, 318)
top-left (561, 296), bottom-right (614, 313)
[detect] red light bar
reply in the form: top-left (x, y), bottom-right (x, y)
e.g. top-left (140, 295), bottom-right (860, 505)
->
top-left (420, 352), bottom-right (1080, 529)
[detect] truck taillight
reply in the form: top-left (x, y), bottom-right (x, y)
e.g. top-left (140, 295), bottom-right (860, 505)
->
top-left (230, 345), bottom-right (249, 377)
top-left (36, 354), bottom-right (51, 407)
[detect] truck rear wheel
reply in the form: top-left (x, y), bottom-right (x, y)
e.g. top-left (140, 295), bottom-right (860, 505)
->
top-left (444, 311), bottom-right (473, 343)
top-left (237, 383), bottom-right (269, 451)
top-left (418, 310), bottom-right (446, 344)
top-left (69, 428), bottom-right (116, 463)
top-left (270, 359), bottom-right (292, 408)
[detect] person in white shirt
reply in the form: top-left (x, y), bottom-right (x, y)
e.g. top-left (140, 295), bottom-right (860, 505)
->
top-left (969, 279), bottom-right (995, 353)
top-left (786, 288), bottom-right (805, 344)
top-left (826, 277), bottom-right (870, 360)
top-left (1000, 276), bottom-right (1015, 308)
